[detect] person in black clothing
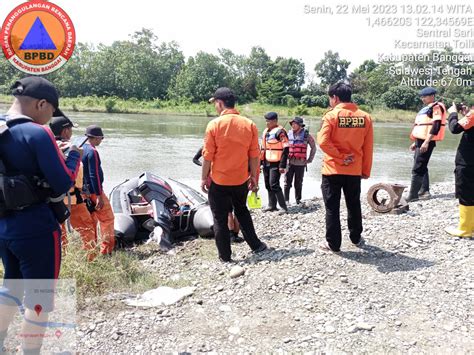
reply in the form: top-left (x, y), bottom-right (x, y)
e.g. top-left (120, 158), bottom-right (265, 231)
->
top-left (445, 103), bottom-right (474, 238)
top-left (192, 146), bottom-right (244, 243)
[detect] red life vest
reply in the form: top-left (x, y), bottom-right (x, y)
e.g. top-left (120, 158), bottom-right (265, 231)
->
top-left (288, 129), bottom-right (309, 160)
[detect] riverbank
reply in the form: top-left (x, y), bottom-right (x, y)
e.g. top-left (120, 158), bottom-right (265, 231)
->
top-left (0, 95), bottom-right (416, 122)
top-left (73, 182), bottom-right (472, 353)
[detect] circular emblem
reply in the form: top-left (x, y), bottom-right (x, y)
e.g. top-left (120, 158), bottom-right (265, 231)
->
top-left (1, 0), bottom-right (75, 75)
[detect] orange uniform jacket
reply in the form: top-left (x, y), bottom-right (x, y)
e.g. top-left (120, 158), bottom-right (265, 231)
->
top-left (203, 109), bottom-right (260, 186)
top-left (317, 102), bottom-right (374, 177)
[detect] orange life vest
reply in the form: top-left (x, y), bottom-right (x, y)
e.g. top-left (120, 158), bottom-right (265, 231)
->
top-left (411, 102), bottom-right (447, 141)
top-left (262, 126), bottom-right (286, 163)
top-left (64, 163), bottom-right (84, 205)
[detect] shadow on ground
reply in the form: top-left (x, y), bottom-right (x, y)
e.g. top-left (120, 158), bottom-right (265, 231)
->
top-left (243, 247), bottom-right (315, 264)
top-left (340, 244), bottom-right (436, 273)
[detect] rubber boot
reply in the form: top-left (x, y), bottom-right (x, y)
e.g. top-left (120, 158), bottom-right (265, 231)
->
top-left (275, 190), bottom-right (288, 212)
top-left (445, 205), bottom-right (474, 238)
top-left (406, 174), bottom-right (424, 202)
top-left (263, 191), bottom-right (278, 212)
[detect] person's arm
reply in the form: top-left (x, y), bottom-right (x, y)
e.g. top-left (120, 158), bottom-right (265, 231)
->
top-left (317, 116), bottom-right (352, 165)
top-left (362, 117), bottom-right (374, 179)
top-left (307, 134), bottom-right (317, 163)
top-left (193, 147), bottom-right (203, 166)
top-left (278, 131), bottom-right (289, 170)
top-left (201, 123), bottom-right (216, 193)
top-left (248, 124), bottom-right (260, 191)
top-left (86, 149), bottom-right (103, 196)
top-left (33, 126), bottom-right (80, 195)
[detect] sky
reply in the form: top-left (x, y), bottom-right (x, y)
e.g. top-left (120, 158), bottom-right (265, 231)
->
top-left (1, 0), bottom-right (471, 76)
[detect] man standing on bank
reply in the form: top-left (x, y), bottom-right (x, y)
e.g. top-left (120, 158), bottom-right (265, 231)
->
top-left (284, 116), bottom-right (316, 204)
top-left (201, 88), bottom-right (268, 262)
top-left (317, 82), bottom-right (373, 253)
top-left (261, 112), bottom-right (289, 212)
top-left (82, 125), bottom-right (115, 257)
top-left (406, 87), bottom-right (447, 201)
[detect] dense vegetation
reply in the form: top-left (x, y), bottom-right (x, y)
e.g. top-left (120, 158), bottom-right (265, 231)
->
top-left (1, 29), bottom-right (472, 113)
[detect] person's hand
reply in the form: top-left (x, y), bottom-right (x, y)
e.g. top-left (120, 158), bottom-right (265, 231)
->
top-left (448, 102), bottom-right (457, 114)
top-left (343, 154), bottom-right (354, 166)
top-left (362, 175), bottom-right (369, 179)
top-left (279, 168), bottom-right (286, 174)
top-left (69, 145), bottom-right (84, 158)
top-left (201, 177), bottom-right (210, 194)
top-left (96, 194), bottom-right (105, 210)
top-left (420, 141), bottom-right (429, 153)
top-left (248, 176), bottom-right (259, 192)
top-left (58, 141), bottom-right (70, 152)
top-left (409, 142), bottom-right (416, 152)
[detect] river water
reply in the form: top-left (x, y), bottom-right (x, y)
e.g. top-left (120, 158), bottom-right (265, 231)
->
top-left (64, 111), bottom-right (460, 203)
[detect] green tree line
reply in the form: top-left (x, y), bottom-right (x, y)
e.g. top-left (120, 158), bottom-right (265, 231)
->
top-left (1, 28), bottom-right (473, 111)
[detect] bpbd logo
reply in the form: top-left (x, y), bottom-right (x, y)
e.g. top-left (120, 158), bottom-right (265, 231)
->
top-left (1, 0), bottom-right (76, 74)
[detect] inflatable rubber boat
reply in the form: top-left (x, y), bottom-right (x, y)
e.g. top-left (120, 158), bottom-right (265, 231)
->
top-left (110, 172), bottom-right (214, 249)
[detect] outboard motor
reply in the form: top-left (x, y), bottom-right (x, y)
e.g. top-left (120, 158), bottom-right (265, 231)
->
top-left (137, 172), bottom-right (178, 251)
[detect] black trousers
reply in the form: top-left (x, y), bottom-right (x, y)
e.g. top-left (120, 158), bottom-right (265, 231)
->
top-left (321, 175), bottom-right (362, 251)
top-left (284, 165), bottom-right (305, 202)
top-left (263, 163), bottom-right (283, 193)
top-left (455, 165), bottom-right (474, 206)
top-left (208, 181), bottom-right (263, 261)
top-left (412, 139), bottom-right (436, 178)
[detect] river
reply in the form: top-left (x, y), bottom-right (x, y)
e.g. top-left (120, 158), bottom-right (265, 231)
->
top-left (65, 111), bottom-right (460, 203)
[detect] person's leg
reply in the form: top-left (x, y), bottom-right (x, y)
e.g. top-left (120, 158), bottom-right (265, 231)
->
top-left (408, 141), bottom-right (435, 201)
top-left (90, 193), bottom-right (115, 255)
top-left (231, 182), bottom-right (265, 251)
top-left (447, 166), bottom-right (474, 237)
top-left (228, 212), bottom-right (243, 243)
top-left (342, 175), bottom-right (363, 244)
top-left (9, 229), bottom-right (61, 353)
top-left (263, 165), bottom-right (277, 211)
top-left (419, 172), bottom-right (430, 196)
top-left (70, 204), bottom-right (98, 261)
top-left (232, 214), bottom-right (240, 234)
top-left (294, 165), bottom-right (305, 203)
top-left (321, 175), bottom-right (342, 251)
top-left (208, 182), bottom-right (233, 261)
top-left (0, 240), bottom-right (22, 347)
top-left (284, 165), bottom-right (295, 202)
top-left (270, 165), bottom-right (287, 211)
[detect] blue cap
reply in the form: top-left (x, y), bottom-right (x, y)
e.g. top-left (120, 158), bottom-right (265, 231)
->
top-left (264, 112), bottom-right (278, 120)
top-left (419, 87), bottom-right (437, 97)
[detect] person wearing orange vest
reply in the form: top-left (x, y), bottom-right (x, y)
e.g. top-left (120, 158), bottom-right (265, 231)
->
top-left (445, 103), bottom-right (474, 238)
top-left (82, 125), bottom-right (115, 257)
top-left (284, 116), bottom-right (316, 204)
top-left (49, 116), bottom-right (97, 259)
top-left (317, 81), bottom-right (373, 253)
top-left (406, 87), bottom-right (447, 202)
top-left (261, 112), bottom-right (289, 213)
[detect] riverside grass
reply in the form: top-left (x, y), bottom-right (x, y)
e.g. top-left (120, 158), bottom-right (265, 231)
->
top-left (0, 95), bottom-right (415, 122)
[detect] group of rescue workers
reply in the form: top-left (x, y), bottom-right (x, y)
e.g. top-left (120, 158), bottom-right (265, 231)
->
top-left (0, 75), bottom-right (472, 353)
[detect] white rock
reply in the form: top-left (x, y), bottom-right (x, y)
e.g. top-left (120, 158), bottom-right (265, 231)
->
top-left (230, 266), bottom-right (245, 278)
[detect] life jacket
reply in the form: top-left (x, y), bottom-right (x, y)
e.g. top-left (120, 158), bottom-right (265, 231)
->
top-left (288, 129), bottom-right (309, 160)
top-left (411, 101), bottom-right (447, 141)
top-left (55, 138), bottom-right (85, 205)
top-left (0, 117), bottom-right (53, 217)
top-left (262, 126), bottom-right (286, 163)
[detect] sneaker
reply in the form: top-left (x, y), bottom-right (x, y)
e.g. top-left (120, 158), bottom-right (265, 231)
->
top-left (219, 256), bottom-right (234, 263)
top-left (252, 242), bottom-right (268, 254)
top-left (319, 241), bottom-right (340, 254)
top-left (230, 232), bottom-right (245, 244)
top-left (353, 237), bottom-right (366, 248)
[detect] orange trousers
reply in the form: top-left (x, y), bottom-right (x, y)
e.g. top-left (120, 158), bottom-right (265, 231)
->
top-left (89, 192), bottom-right (116, 255)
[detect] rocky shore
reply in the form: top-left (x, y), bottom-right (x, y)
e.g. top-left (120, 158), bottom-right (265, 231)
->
top-left (77, 182), bottom-right (473, 353)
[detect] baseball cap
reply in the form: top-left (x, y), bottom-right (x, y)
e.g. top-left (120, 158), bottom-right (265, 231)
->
top-left (11, 76), bottom-right (63, 115)
top-left (209, 87), bottom-right (235, 103)
top-left (264, 112), bottom-right (278, 120)
top-left (49, 115), bottom-right (78, 136)
top-left (419, 87), bottom-right (437, 97)
top-left (289, 117), bottom-right (305, 127)
top-left (85, 125), bottom-right (104, 138)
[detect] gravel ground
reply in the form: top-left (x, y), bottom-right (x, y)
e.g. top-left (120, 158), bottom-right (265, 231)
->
top-left (77, 182), bottom-right (473, 353)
